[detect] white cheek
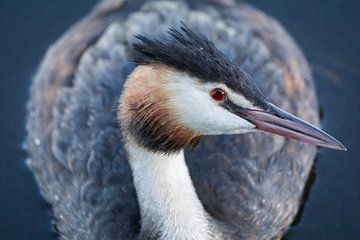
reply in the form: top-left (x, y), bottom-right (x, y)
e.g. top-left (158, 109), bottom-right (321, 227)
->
top-left (166, 73), bottom-right (255, 135)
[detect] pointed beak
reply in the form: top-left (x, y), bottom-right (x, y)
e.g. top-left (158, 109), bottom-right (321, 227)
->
top-left (227, 101), bottom-right (346, 151)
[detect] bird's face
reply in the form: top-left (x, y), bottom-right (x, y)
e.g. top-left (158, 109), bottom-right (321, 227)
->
top-left (166, 70), bottom-right (257, 135)
top-left (165, 68), bottom-right (345, 151)
top-left (126, 24), bottom-right (345, 152)
top-left (121, 65), bottom-right (345, 152)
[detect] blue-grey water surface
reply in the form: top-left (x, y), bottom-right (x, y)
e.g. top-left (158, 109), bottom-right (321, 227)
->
top-left (0, 0), bottom-right (359, 239)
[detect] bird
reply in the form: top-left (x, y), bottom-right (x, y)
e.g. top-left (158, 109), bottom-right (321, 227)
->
top-left (26, 0), bottom-right (345, 240)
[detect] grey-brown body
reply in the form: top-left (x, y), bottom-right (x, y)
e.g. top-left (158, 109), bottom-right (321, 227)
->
top-left (26, 0), bottom-right (318, 239)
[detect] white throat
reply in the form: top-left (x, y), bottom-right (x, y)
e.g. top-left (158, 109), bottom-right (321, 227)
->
top-left (125, 137), bottom-right (220, 240)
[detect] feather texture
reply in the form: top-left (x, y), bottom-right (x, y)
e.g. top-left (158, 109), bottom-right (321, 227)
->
top-left (27, 0), bottom-right (318, 239)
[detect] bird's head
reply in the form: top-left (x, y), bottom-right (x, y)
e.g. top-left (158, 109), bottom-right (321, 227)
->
top-left (119, 25), bottom-right (345, 154)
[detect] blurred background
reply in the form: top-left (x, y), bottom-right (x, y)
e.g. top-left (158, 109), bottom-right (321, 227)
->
top-left (0, 0), bottom-right (359, 239)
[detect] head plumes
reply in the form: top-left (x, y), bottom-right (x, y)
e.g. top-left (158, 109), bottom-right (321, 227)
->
top-left (132, 24), bottom-right (233, 82)
top-left (130, 24), bottom-right (268, 109)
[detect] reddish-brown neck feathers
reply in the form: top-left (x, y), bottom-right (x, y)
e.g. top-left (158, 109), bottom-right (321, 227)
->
top-left (119, 65), bottom-right (201, 153)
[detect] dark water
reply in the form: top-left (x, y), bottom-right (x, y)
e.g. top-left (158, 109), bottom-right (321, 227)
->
top-left (0, 0), bottom-right (359, 239)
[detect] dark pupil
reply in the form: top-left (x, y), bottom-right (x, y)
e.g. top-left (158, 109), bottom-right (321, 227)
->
top-left (211, 88), bottom-right (225, 101)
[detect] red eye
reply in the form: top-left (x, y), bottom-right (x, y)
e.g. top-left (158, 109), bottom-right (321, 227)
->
top-left (210, 88), bottom-right (226, 101)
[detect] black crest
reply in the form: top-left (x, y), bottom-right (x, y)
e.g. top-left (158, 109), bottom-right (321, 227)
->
top-left (131, 23), bottom-right (268, 109)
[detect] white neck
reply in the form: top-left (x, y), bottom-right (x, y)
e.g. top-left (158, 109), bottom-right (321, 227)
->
top-left (125, 137), bottom-right (220, 240)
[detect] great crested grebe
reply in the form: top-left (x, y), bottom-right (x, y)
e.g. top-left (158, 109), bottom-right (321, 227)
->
top-left (26, 0), bottom-right (345, 239)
